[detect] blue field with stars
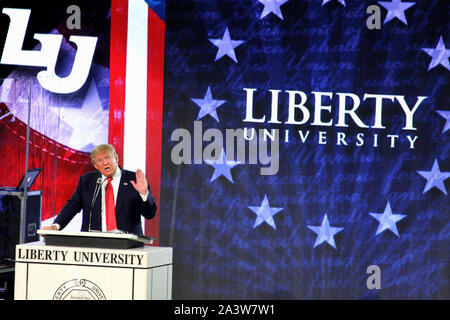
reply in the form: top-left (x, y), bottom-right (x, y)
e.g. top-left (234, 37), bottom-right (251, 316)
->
top-left (159, 0), bottom-right (449, 299)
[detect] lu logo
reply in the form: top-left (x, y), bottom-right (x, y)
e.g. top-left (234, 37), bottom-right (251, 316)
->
top-left (0, 8), bottom-right (98, 94)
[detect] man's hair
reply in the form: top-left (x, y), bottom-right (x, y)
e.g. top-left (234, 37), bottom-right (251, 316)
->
top-left (90, 144), bottom-right (118, 163)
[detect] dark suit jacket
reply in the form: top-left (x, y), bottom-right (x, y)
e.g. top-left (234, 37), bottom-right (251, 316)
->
top-left (54, 169), bottom-right (157, 235)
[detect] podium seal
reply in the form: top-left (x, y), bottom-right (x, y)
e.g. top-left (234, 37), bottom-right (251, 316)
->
top-left (53, 279), bottom-right (106, 300)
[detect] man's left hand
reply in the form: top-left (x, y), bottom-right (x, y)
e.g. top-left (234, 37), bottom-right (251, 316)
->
top-left (130, 169), bottom-right (149, 196)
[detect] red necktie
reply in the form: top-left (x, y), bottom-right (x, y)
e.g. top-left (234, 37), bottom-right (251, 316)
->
top-left (105, 177), bottom-right (117, 231)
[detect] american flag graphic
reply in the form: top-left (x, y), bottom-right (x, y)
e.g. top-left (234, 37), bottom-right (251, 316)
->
top-left (0, 0), bottom-right (448, 300)
top-left (109, 0), bottom-right (165, 243)
top-left (0, 0), bottom-right (165, 241)
top-left (159, 0), bottom-right (449, 299)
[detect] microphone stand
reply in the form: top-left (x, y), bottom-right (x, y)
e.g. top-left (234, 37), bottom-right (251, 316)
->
top-left (88, 178), bottom-right (104, 232)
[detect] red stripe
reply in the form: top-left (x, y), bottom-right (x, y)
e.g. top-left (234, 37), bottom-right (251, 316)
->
top-left (108, 0), bottom-right (128, 164)
top-left (145, 8), bottom-right (165, 243)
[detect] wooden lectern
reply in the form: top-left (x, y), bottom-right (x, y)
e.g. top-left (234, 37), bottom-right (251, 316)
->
top-left (14, 230), bottom-right (172, 300)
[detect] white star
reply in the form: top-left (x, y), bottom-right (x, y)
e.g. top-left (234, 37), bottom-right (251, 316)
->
top-left (322, 0), bottom-right (346, 6)
top-left (258, 0), bottom-right (290, 20)
top-left (190, 86), bottom-right (227, 122)
top-left (209, 27), bottom-right (245, 63)
top-left (417, 159), bottom-right (450, 195)
top-left (378, 0), bottom-right (415, 25)
top-left (204, 149), bottom-right (240, 183)
top-left (370, 201), bottom-right (407, 237)
top-left (50, 80), bottom-right (108, 151)
top-left (247, 194), bottom-right (284, 229)
top-left (307, 214), bottom-right (344, 249)
top-left (421, 36), bottom-right (450, 71)
top-left (436, 110), bottom-right (450, 133)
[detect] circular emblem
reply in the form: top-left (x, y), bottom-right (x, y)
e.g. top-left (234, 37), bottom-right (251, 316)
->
top-left (53, 279), bottom-right (106, 300)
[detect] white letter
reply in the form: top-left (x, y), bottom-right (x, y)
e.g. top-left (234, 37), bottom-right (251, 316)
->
top-left (243, 127), bottom-right (255, 140)
top-left (1, 8), bottom-right (62, 68)
top-left (318, 131), bottom-right (327, 144)
top-left (356, 133), bottom-right (364, 146)
top-left (363, 93), bottom-right (396, 129)
top-left (268, 89), bottom-right (282, 124)
top-left (387, 134), bottom-right (399, 148)
top-left (395, 96), bottom-right (427, 130)
top-left (263, 129), bottom-right (276, 141)
top-left (311, 91), bottom-right (333, 126)
top-left (286, 90), bottom-right (310, 125)
top-left (336, 93), bottom-right (369, 128)
top-left (406, 135), bottom-right (418, 149)
top-left (243, 88), bottom-right (265, 123)
top-left (336, 132), bottom-right (348, 145)
top-left (285, 129), bottom-right (289, 143)
top-left (37, 35), bottom-right (98, 94)
top-left (298, 130), bottom-right (310, 143)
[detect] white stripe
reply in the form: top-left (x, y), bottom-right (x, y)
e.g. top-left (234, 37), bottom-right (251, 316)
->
top-left (123, 0), bottom-right (148, 173)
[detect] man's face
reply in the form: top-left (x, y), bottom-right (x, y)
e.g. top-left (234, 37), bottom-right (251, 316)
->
top-left (93, 152), bottom-right (118, 177)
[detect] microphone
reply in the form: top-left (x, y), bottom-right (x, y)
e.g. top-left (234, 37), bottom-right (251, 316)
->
top-left (88, 177), bottom-right (105, 232)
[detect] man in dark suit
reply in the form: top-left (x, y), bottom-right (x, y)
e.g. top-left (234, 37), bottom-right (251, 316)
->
top-left (43, 144), bottom-right (156, 235)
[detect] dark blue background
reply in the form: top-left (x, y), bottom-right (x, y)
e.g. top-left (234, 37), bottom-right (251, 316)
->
top-left (160, 0), bottom-right (449, 299)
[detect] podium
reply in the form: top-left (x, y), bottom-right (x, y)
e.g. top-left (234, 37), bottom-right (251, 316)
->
top-left (14, 231), bottom-right (172, 300)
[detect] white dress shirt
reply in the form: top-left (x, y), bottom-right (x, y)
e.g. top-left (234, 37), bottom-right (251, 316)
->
top-left (100, 167), bottom-right (121, 232)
